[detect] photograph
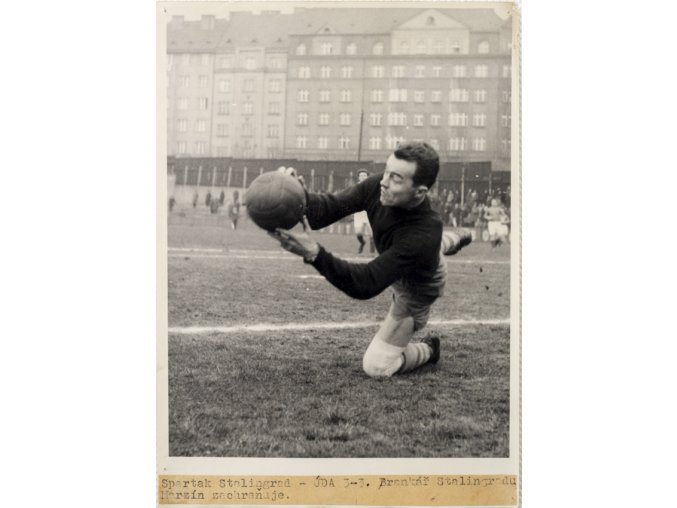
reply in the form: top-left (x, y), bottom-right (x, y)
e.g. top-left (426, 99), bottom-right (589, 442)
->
top-left (158, 0), bottom-right (518, 467)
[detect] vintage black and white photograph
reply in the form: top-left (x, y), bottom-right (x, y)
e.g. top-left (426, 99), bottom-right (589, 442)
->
top-left (159, 1), bottom-right (518, 460)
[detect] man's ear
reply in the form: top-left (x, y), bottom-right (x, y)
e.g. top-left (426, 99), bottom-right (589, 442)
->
top-left (415, 185), bottom-right (429, 198)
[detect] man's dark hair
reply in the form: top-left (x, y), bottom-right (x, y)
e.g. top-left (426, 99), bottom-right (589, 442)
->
top-left (393, 141), bottom-right (439, 188)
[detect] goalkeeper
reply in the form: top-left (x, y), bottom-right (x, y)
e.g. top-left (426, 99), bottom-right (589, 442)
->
top-left (269, 142), bottom-right (471, 378)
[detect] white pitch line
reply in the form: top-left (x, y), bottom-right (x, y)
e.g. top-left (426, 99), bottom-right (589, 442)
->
top-left (168, 252), bottom-right (509, 264)
top-left (168, 318), bottom-right (510, 335)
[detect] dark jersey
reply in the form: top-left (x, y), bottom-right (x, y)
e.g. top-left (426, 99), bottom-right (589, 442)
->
top-left (305, 174), bottom-right (443, 300)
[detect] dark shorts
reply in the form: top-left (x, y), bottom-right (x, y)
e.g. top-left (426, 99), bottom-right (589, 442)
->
top-left (389, 254), bottom-right (447, 331)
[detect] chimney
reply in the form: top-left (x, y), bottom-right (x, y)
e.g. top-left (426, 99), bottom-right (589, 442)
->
top-left (200, 15), bottom-right (215, 30)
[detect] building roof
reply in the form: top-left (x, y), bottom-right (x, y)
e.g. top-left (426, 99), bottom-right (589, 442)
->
top-left (167, 8), bottom-right (509, 52)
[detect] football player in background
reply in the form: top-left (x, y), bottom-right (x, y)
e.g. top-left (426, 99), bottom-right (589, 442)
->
top-left (353, 169), bottom-right (375, 255)
top-left (269, 142), bottom-right (471, 378)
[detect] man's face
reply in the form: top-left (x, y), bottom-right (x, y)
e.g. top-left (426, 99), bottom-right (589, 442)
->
top-left (357, 171), bottom-right (368, 183)
top-left (379, 154), bottom-right (422, 208)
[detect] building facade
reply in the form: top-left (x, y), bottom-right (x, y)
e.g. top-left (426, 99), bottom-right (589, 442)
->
top-left (166, 8), bottom-right (513, 172)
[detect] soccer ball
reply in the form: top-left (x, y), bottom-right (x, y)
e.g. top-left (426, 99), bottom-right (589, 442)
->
top-left (245, 171), bottom-right (306, 231)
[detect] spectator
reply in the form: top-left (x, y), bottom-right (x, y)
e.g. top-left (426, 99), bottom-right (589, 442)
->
top-left (192, 190), bottom-right (199, 208)
top-left (219, 190), bottom-right (226, 206)
top-left (168, 196), bottom-right (176, 213)
top-left (205, 190), bottom-right (212, 207)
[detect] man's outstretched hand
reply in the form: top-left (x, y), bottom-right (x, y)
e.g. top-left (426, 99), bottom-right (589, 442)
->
top-left (268, 216), bottom-right (320, 262)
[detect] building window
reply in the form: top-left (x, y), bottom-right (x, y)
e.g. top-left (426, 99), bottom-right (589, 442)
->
top-left (216, 145), bottom-right (230, 156)
top-left (433, 40), bottom-right (445, 54)
top-left (341, 66), bottom-right (353, 79)
top-left (399, 41), bottom-right (410, 54)
top-left (502, 90), bottom-right (511, 103)
top-left (318, 136), bottom-right (329, 149)
top-left (339, 136), bottom-right (350, 149)
top-left (413, 114), bottom-right (424, 127)
top-left (182, 54), bottom-right (190, 65)
top-left (269, 57), bottom-right (284, 69)
top-left (297, 112), bottom-right (308, 126)
top-left (414, 90), bottom-right (425, 103)
top-left (472, 137), bottom-right (486, 151)
top-left (478, 41), bottom-right (490, 54)
top-left (196, 119), bottom-right (207, 132)
top-left (179, 75), bottom-right (190, 87)
top-left (296, 44), bottom-right (306, 55)
top-left (245, 58), bottom-right (256, 70)
top-left (502, 65), bottom-right (512, 78)
top-left (475, 89), bottom-right (487, 103)
top-left (388, 89), bottom-right (408, 102)
top-left (178, 97), bottom-right (189, 110)
top-left (385, 135), bottom-right (405, 149)
top-left (218, 80), bottom-right (231, 93)
top-left (217, 124), bottom-right (229, 137)
top-left (369, 137), bottom-right (382, 150)
top-left (448, 113), bottom-right (468, 126)
top-left (474, 65), bottom-right (488, 78)
top-left (370, 89), bottom-right (383, 103)
top-left (501, 139), bottom-right (511, 152)
top-left (201, 54), bottom-right (210, 66)
top-left (320, 66), bottom-right (332, 79)
top-left (298, 66), bottom-right (310, 79)
top-left (431, 90), bottom-right (442, 103)
top-left (430, 114), bottom-right (441, 126)
top-left (339, 113), bottom-right (351, 126)
top-left (296, 136), bottom-right (307, 149)
top-left (297, 89), bottom-right (309, 102)
top-left (195, 141), bottom-right (207, 154)
top-left (217, 56), bottom-right (232, 69)
top-left (242, 102), bottom-right (253, 115)
top-left (346, 43), bottom-right (357, 55)
top-left (415, 40), bottom-right (426, 54)
top-left (318, 113), bottom-right (330, 126)
top-left (392, 65), bottom-right (405, 78)
top-left (198, 75), bottom-right (208, 88)
top-left (177, 119), bottom-right (187, 132)
top-left (451, 40), bottom-right (461, 53)
top-left (449, 89), bottom-right (469, 102)
top-left (430, 139), bottom-right (440, 150)
top-left (369, 113), bottom-right (382, 126)
top-left (432, 66), bottom-right (442, 78)
top-left (268, 102), bottom-right (281, 115)
top-left (198, 97), bottom-right (209, 110)
top-left (218, 101), bottom-right (229, 115)
top-left (243, 79), bottom-right (255, 92)
top-left (242, 123), bottom-right (254, 136)
top-left (415, 65), bottom-right (425, 78)
top-left (319, 89), bottom-right (331, 102)
top-left (266, 124), bottom-right (279, 137)
top-left (340, 89), bottom-right (352, 102)
top-left (448, 137), bottom-right (467, 151)
top-left (321, 42), bottom-right (333, 55)
top-left (473, 113), bottom-right (487, 127)
top-left (373, 42), bottom-right (384, 55)
top-left (269, 80), bottom-right (281, 93)
top-left (177, 141), bottom-right (187, 154)
top-left (501, 114), bottom-right (511, 127)
top-left (371, 65), bottom-right (384, 78)
top-left (452, 65), bottom-right (467, 78)
top-left (387, 112), bottom-right (407, 126)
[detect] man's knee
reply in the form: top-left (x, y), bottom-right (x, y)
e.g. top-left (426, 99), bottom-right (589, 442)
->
top-left (362, 339), bottom-right (404, 378)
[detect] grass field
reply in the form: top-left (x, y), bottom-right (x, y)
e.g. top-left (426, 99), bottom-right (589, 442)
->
top-left (166, 209), bottom-right (511, 457)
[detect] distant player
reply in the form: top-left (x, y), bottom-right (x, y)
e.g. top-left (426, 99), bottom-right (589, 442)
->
top-left (484, 199), bottom-right (510, 247)
top-left (227, 190), bottom-right (241, 230)
top-left (353, 169), bottom-right (375, 255)
top-left (269, 142), bottom-right (471, 378)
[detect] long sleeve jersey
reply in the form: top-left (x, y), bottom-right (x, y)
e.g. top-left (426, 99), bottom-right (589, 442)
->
top-left (305, 174), bottom-right (444, 300)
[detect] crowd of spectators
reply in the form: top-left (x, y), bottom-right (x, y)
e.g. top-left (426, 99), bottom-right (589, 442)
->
top-left (429, 186), bottom-right (511, 233)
